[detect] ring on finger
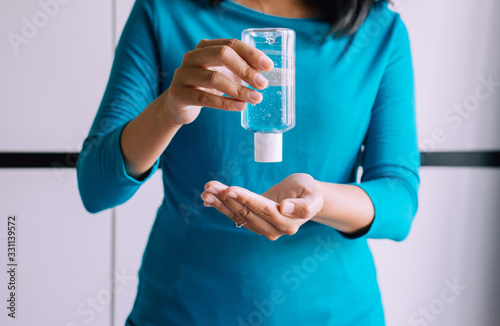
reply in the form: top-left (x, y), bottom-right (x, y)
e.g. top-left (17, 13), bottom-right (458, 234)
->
top-left (235, 221), bottom-right (247, 228)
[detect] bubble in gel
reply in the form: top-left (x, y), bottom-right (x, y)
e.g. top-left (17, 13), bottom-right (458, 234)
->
top-left (266, 37), bottom-right (275, 44)
top-left (277, 91), bottom-right (281, 95)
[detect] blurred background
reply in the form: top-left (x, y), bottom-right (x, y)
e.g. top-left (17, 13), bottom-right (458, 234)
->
top-left (0, 0), bottom-right (499, 325)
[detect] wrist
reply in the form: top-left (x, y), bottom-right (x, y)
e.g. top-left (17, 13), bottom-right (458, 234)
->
top-left (157, 90), bottom-right (184, 129)
top-left (314, 180), bottom-right (334, 220)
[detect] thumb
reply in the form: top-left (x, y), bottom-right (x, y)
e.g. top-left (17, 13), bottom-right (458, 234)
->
top-left (280, 197), bottom-right (319, 219)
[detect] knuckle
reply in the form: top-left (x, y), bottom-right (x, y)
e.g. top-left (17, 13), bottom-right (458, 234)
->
top-left (236, 207), bottom-right (253, 220)
top-left (172, 67), bottom-right (183, 81)
top-left (196, 92), bottom-right (211, 106)
top-left (285, 225), bottom-right (299, 235)
top-left (235, 85), bottom-right (245, 98)
top-left (302, 205), bottom-right (312, 218)
top-left (232, 213), bottom-right (243, 223)
top-left (267, 233), bottom-right (281, 241)
top-left (222, 97), bottom-right (235, 110)
top-left (256, 205), bottom-right (273, 218)
top-left (277, 223), bottom-right (292, 235)
top-left (207, 70), bottom-right (220, 86)
top-left (226, 38), bottom-right (239, 48)
top-left (216, 96), bottom-right (230, 110)
top-left (240, 65), bottom-right (254, 81)
top-left (219, 45), bottom-right (234, 60)
top-left (197, 38), bottom-right (208, 47)
top-left (246, 46), bottom-right (257, 58)
top-left (182, 51), bottom-right (193, 64)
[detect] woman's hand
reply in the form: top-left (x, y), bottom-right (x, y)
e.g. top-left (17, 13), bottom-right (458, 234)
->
top-left (162, 38), bottom-right (274, 126)
top-left (200, 173), bottom-right (324, 241)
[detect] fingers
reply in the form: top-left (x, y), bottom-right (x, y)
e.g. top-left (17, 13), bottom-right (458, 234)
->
top-left (221, 188), bottom-right (281, 240)
top-left (279, 197), bottom-right (319, 220)
top-left (278, 188), bottom-right (323, 220)
top-left (226, 187), bottom-right (301, 237)
top-left (177, 67), bottom-right (263, 104)
top-left (201, 185), bottom-right (263, 236)
top-left (196, 38), bottom-right (274, 71)
top-left (190, 38), bottom-right (273, 90)
top-left (169, 86), bottom-right (246, 111)
top-left (201, 182), bottom-right (302, 241)
top-left (273, 173), bottom-right (324, 219)
top-left (166, 38), bottom-right (274, 125)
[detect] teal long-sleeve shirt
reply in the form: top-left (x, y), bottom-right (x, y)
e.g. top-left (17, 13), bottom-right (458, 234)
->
top-left (77, 0), bottom-right (420, 324)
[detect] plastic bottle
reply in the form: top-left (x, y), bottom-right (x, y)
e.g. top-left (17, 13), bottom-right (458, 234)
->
top-left (241, 28), bottom-right (295, 163)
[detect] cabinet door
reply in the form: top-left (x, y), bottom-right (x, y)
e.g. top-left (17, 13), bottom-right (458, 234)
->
top-left (0, 0), bottom-right (112, 152)
top-left (113, 172), bottom-right (163, 326)
top-left (370, 168), bottom-right (500, 326)
top-left (396, 0), bottom-right (500, 152)
top-left (0, 170), bottom-right (112, 326)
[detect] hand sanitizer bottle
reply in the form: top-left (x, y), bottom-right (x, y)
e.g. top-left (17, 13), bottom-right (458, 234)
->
top-left (241, 28), bottom-right (295, 163)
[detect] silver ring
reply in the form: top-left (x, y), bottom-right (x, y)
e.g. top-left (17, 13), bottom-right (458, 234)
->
top-left (235, 222), bottom-right (247, 228)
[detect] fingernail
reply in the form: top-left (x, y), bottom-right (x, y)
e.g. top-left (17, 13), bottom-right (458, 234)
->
top-left (255, 73), bottom-right (268, 88)
top-left (249, 90), bottom-right (263, 103)
top-left (207, 187), bottom-right (218, 195)
top-left (282, 201), bottom-right (295, 215)
top-left (234, 101), bottom-right (246, 110)
top-left (226, 190), bottom-right (238, 199)
top-left (214, 183), bottom-right (228, 191)
top-left (259, 56), bottom-right (274, 70)
top-left (204, 195), bottom-right (215, 204)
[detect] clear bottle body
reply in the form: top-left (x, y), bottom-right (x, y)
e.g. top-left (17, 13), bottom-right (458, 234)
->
top-left (241, 28), bottom-right (295, 162)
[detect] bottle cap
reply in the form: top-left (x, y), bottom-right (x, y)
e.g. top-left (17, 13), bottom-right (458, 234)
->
top-left (254, 133), bottom-right (282, 163)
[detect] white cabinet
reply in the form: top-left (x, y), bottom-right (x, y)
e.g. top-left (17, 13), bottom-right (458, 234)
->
top-left (113, 172), bottom-right (163, 326)
top-left (0, 1), bottom-right (115, 325)
top-left (370, 168), bottom-right (500, 326)
top-left (397, 0), bottom-right (500, 152)
top-left (0, 0), bottom-right (113, 152)
top-left (0, 170), bottom-right (112, 326)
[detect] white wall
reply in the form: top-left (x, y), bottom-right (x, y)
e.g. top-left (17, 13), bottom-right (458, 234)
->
top-left (395, 0), bottom-right (500, 151)
top-left (372, 1), bottom-right (500, 325)
top-left (0, 0), bottom-right (115, 325)
top-left (0, 0), bottom-right (112, 152)
top-left (370, 168), bottom-right (500, 326)
top-left (0, 171), bottom-right (113, 326)
top-left (0, 0), bottom-right (498, 326)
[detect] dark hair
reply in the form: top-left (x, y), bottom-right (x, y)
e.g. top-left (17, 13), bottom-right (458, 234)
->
top-left (210, 0), bottom-right (391, 37)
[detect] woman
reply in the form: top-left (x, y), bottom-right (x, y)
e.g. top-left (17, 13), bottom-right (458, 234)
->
top-left (77, 0), bottom-right (420, 324)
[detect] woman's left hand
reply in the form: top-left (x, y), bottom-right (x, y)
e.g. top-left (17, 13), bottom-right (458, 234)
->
top-left (201, 173), bottom-right (324, 240)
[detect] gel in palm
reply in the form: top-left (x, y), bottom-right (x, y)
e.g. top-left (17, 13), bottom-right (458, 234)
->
top-left (241, 28), bottom-right (295, 163)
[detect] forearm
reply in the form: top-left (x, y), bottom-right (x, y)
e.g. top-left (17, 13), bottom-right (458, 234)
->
top-left (120, 92), bottom-right (181, 178)
top-left (312, 181), bottom-right (375, 234)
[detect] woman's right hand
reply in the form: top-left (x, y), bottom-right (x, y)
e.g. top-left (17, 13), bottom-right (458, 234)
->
top-left (162, 38), bottom-right (274, 126)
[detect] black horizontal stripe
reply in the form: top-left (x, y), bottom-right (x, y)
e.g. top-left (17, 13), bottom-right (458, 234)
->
top-left (0, 152), bottom-right (79, 168)
top-left (420, 151), bottom-right (500, 167)
top-left (0, 151), bottom-right (499, 168)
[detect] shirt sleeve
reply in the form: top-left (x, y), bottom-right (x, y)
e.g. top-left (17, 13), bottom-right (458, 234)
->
top-left (77, 0), bottom-right (161, 213)
top-left (344, 15), bottom-right (420, 241)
